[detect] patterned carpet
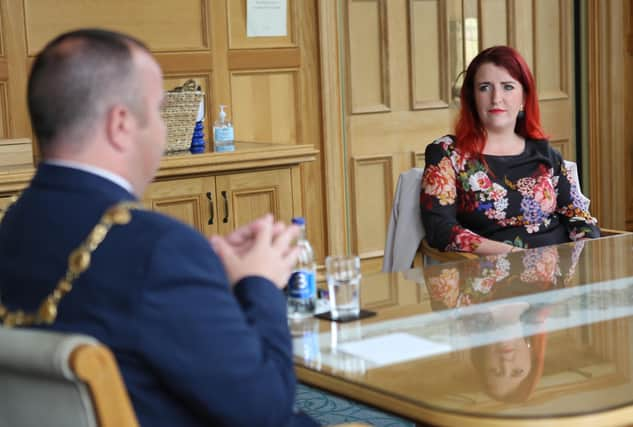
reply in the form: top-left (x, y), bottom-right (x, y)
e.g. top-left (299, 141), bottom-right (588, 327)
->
top-left (296, 383), bottom-right (415, 427)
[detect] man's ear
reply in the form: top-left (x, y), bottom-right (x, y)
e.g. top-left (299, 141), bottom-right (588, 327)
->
top-left (105, 105), bottom-right (135, 152)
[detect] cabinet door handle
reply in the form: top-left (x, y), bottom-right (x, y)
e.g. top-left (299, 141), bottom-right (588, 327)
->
top-left (221, 191), bottom-right (229, 223)
top-left (206, 191), bottom-right (214, 225)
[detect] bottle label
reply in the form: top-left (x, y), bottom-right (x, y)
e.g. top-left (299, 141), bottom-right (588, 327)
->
top-left (288, 269), bottom-right (316, 299)
top-left (214, 127), bottom-right (234, 142)
top-left (214, 143), bottom-right (235, 152)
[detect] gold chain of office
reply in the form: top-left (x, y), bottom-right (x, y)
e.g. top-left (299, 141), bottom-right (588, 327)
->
top-left (0, 201), bottom-right (142, 328)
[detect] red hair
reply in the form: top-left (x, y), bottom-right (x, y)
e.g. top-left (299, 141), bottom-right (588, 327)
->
top-left (455, 46), bottom-right (547, 158)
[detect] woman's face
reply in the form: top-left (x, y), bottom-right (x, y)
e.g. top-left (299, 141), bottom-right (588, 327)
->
top-left (473, 62), bottom-right (525, 135)
top-left (483, 337), bottom-right (531, 398)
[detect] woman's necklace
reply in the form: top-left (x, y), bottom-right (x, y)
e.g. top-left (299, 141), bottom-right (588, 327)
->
top-left (0, 201), bottom-right (141, 327)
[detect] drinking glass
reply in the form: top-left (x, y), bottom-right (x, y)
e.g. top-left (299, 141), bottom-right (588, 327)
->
top-left (325, 255), bottom-right (361, 319)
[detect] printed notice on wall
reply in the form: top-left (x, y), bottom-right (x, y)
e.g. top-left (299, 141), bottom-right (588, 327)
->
top-left (247, 0), bottom-right (287, 37)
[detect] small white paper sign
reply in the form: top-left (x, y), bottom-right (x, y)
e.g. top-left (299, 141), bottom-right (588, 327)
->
top-left (247, 0), bottom-right (287, 37)
top-left (337, 332), bottom-right (451, 367)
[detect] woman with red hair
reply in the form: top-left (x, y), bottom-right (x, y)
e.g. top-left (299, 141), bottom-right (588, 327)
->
top-left (420, 46), bottom-right (599, 255)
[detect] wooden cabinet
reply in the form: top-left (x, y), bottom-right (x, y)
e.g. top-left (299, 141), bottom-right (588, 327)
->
top-left (0, 143), bottom-right (316, 237)
top-left (215, 168), bottom-right (295, 234)
top-left (143, 176), bottom-right (217, 235)
top-left (144, 168), bottom-right (296, 235)
top-left (143, 143), bottom-right (315, 235)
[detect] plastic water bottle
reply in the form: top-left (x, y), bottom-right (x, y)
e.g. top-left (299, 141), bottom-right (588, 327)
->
top-left (213, 105), bottom-right (235, 152)
top-left (287, 217), bottom-right (316, 318)
top-left (289, 316), bottom-right (321, 369)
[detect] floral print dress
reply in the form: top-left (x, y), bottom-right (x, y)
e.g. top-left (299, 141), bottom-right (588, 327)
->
top-left (420, 135), bottom-right (599, 252)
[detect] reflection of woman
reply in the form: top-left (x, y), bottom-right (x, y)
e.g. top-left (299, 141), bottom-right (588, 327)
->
top-left (426, 243), bottom-right (583, 310)
top-left (467, 303), bottom-right (547, 402)
top-left (425, 242), bottom-right (585, 402)
top-left (420, 46), bottom-right (599, 255)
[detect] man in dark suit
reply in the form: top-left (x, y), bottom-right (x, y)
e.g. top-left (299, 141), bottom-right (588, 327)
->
top-left (0, 29), bottom-right (318, 427)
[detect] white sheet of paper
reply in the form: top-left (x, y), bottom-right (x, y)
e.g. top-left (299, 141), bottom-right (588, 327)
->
top-left (247, 0), bottom-right (287, 37)
top-left (337, 332), bottom-right (451, 367)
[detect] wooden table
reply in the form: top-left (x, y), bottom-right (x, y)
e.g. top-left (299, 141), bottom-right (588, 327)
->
top-left (293, 234), bottom-right (633, 426)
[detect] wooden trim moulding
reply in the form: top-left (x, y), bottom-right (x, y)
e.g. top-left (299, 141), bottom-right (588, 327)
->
top-left (228, 48), bottom-right (301, 70)
top-left (0, 59), bottom-right (7, 79)
top-left (317, 0), bottom-right (349, 256)
top-left (296, 365), bottom-right (633, 426)
top-left (153, 144), bottom-right (318, 179)
top-left (154, 52), bottom-right (214, 73)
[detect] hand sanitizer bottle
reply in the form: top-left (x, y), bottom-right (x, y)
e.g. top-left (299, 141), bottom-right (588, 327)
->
top-left (213, 105), bottom-right (235, 153)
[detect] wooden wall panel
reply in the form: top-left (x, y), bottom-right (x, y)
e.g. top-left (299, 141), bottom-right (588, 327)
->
top-left (409, 0), bottom-right (448, 109)
top-left (230, 70), bottom-right (298, 144)
top-left (588, 0), bottom-right (628, 230)
top-left (227, 0), bottom-right (295, 49)
top-left (351, 156), bottom-right (394, 258)
top-left (23, 0), bottom-right (209, 53)
top-left (534, 0), bottom-right (569, 99)
top-left (540, 99), bottom-right (573, 160)
top-left (626, 0), bottom-right (633, 231)
top-left (411, 151), bottom-right (425, 169)
top-left (348, 0), bottom-right (390, 113)
top-left (2, 0), bottom-right (30, 139)
top-left (509, 0), bottom-right (534, 70)
top-left (0, 9), bottom-right (4, 57)
top-left (480, 0), bottom-right (508, 48)
top-left (550, 140), bottom-right (571, 161)
top-left (0, 5), bottom-right (8, 139)
top-left (0, 82), bottom-right (9, 138)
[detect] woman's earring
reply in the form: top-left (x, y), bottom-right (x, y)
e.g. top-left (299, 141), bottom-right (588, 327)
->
top-left (517, 105), bottom-right (525, 120)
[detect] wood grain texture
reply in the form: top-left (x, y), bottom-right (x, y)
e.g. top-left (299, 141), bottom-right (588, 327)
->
top-left (71, 344), bottom-right (140, 427)
top-left (409, 0), bottom-right (449, 110)
top-left (588, 0), bottom-right (628, 230)
top-left (23, 0), bottom-right (209, 53)
top-left (347, 0), bottom-right (390, 113)
top-left (626, 0), bottom-right (633, 231)
top-left (317, 0), bottom-right (349, 258)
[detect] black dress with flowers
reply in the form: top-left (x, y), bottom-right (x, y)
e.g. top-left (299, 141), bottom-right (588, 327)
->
top-left (420, 135), bottom-right (600, 252)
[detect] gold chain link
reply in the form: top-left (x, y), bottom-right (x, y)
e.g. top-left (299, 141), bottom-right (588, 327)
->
top-left (0, 201), bottom-right (141, 327)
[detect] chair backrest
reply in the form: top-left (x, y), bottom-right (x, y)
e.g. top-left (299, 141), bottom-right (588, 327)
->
top-left (0, 327), bottom-right (139, 427)
top-left (383, 168), bottom-right (426, 272)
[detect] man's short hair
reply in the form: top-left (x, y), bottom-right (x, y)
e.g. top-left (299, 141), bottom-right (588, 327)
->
top-left (27, 28), bottom-right (152, 152)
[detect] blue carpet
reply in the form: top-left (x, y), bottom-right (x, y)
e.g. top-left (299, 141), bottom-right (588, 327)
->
top-left (296, 383), bottom-right (415, 426)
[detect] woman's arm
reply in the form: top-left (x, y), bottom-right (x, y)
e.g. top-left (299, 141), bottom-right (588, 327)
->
top-left (474, 237), bottom-right (517, 255)
top-left (421, 138), bottom-right (517, 255)
top-left (554, 156), bottom-right (600, 240)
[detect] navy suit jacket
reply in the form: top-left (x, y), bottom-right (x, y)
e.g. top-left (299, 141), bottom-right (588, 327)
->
top-left (0, 164), bottom-right (317, 427)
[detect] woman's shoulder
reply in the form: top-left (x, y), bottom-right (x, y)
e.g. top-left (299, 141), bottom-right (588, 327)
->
top-left (527, 138), bottom-right (559, 155)
top-left (527, 138), bottom-right (563, 164)
top-left (426, 135), bottom-right (457, 156)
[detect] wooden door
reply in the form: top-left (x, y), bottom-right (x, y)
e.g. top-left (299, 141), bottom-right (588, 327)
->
top-left (143, 176), bottom-right (217, 235)
top-left (339, 0), bottom-right (575, 276)
top-left (215, 168), bottom-right (294, 235)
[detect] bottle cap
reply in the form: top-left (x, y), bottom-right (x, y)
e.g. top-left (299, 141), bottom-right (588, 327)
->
top-left (291, 217), bottom-right (305, 226)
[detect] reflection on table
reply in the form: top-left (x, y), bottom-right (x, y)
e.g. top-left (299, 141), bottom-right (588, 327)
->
top-left (293, 234), bottom-right (633, 426)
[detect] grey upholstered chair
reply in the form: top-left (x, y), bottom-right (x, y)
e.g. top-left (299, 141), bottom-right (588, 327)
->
top-left (0, 327), bottom-right (139, 427)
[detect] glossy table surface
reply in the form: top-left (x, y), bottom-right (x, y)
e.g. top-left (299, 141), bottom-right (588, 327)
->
top-left (293, 234), bottom-right (633, 426)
